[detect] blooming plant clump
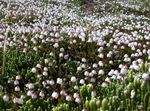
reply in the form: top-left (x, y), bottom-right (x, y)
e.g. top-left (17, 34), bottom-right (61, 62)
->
top-left (0, 0), bottom-right (150, 110)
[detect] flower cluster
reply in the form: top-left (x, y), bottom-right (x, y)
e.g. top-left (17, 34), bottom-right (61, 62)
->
top-left (0, 0), bottom-right (150, 110)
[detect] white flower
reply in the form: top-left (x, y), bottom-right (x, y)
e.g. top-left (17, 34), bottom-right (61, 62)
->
top-left (13, 98), bottom-right (18, 104)
top-left (91, 91), bottom-right (96, 97)
top-left (50, 80), bottom-right (55, 85)
top-left (92, 63), bottom-right (98, 68)
top-left (20, 95), bottom-right (25, 99)
top-left (66, 95), bottom-right (71, 101)
top-left (101, 82), bottom-right (108, 88)
top-left (98, 61), bottom-right (103, 67)
top-left (36, 64), bottom-right (42, 69)
top-left (81, 58), bottom-right (86, 62)
top-left (142, 73), bottom-right (150, 81)
top-left (14, 80), bottom-right (19, 85)
top-left (44, 67), bottom-right (48, 71)
top-left (73, 39), bottom-right (77, 43)
top-left (60, 48), bottom-right (64, 52)
top-left (57, 78), bottom-right (63, 85)
top-left (79, 79), bottom-right (85, 84)
top-left (16, 75), bottom-right (21, 80)
top-left (53, 43), bottom-right (59, 48)
top-left (60, 90), bottom-right (66, 96)
top-left (43, 71), bottom-right (48, 76)
top-left (71, 76), bottom-right (77, 82)
top-left (52, 92), bottom-right (59, 99)
top-left (98, 53), bottom-right (104, 58)
top-left (15, 86), bottom-right (20, 92)
top-left (44, 59), bottom-right (49, 64)
top-left (130, 90), bottom-right (135, 98)
top-left (90, 78), bottom-right (96, 83)
top-left (91, 70), bottom-right (96, 75)
top-left (39, 91), bottom-right (45, 98)
top-left (74, 85), bottom-right (79, 90)
top-left (105, 77), bottom-right (110, 83)
top-left (77, 66), bottom-right (82, 71)
top-left (27, 90), bottom-right (33, 96)
top-left (73, 93), bottom-right (79, 98)
top-left (49, 52), bottom-right (54, 56)
top-left (84, 71), bottom-right (89, 76)
top-left (31, 93), bottom-right (37, 99)
top-left (3, 95), bottom-right (9, 101)
top-left (98, 70), bottom-right (104, 75)
top-left (31, 67), bottom-right (37, 73)
top-left (59, 53), bottom-right (64, 57)
top-left (28, 83), bottom-right (34, 89)
top-left (120, 67), bottom-right (128, 75)
top-left (75, 97), bottom-right (81, 103)
top-left (18, 98), bottom-right (23, 104)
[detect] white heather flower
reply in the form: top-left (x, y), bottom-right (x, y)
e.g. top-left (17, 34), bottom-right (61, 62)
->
top-left (52, 92), bottom-right (59, 99)
top-left (98, 70), bottom-right (104, 75)
top-left (53, 43), bottom-right (59, 48)
top-left (31, 93), bottom-right (37, 99)
top-left (91, 90), bottom-right (96, 97)
top-left (33, 47), bottom-right (38, 51)
top-left (81, 58), bottom-right (86, 62)
top-left (64, 54), bottom-right (69, 60)
top-left (84, 71), bottom-right (89, 76)
top-left (16, 75), bottom-right (21, 80)
top-left (27, 90), bottom-right (33, 96)
top-left (36, 64), bottom-right (42, 69)
top-left (98, 61), bottom-right (103, 67)
top-left (31, 67), bottom-right (37, 73)
top-left (74, 85), bottom-right (79, 90)
top-left (43, 71), bottom-right (48, 76)
top-left (73, 39), bottom-right (77, 43)
top-left (59, 53), bottom-right (64, 57)
top-left (28, 83), bottom-right (34, 89)
top-left (81, 64), bottom-right (86, 68)
top-left (3, 95), bottom-right (9, 101)
top-left (20, 95), bottom-right (25, 99)
top-left (73, 93), bottom-right (79, 98)
top-left (50, 80), bottom-right (55, 85)
top-left (15, 86), bottom-right (20, 92)
top-left (49, 52), bottom-right (54, 56)
top-left (91, 70), bottom-right (96, 75)
top-left (39, 91), bottom-right (45, 98)
top-left (57, 78), bottom-right (63, 85)
top-left (71, 76), bottom-right (77, 82)
top-left (101, 82), bottom-right (108, 88)
top-left (44, 67), bottom-right (48, 71)
top-left (66, 95), bottom-right (72, 101)
top-left (90, 78), bottom-right (96, 83)
top-left (120, 67), bottom-right (128, 75)
top-left (111, 75), bottom-right (117, 80)
top-left (18, 98), bottom-right (23, 104)
top-left (93, 63), bottom-right (98, 68)
top-left (130, 90), bottom-right (135, 98)
top-left (89, 72), bottom-right (94, 77)
top-left (14, 80), bottom-right (19, 85)
top-left (79, 79), bottom-right (85, 84)
top-left (105, 77), bottom-right (110, 83)
top-left (13, 98), bottom-right (19, 104)
top-left (98, 53), bottom-right (104, 58)
top-left (60, 48), bottom-right (64, 52)
top-left (44, 59), bottom-right (49, 64)
top-left (75, 97), bottom-right (81, 103)
top-left (60, 90), bottom-right (66, 96)
top-left (77, 66), bottom-right (82, 71)
top-left (142, 73), bottom-right (150, 81)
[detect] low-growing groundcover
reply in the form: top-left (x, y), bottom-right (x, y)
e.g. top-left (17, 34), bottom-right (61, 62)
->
top-left (0, 0), bottom-right (150, 111)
